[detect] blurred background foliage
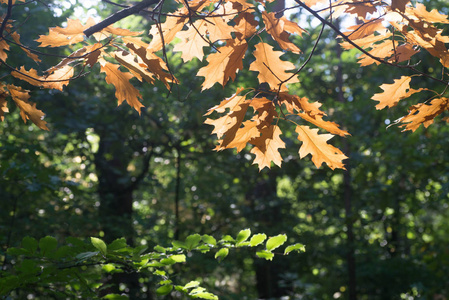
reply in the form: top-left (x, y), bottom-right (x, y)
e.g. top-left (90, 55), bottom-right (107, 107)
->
top-left (1, 0), bottom-right (449, 299)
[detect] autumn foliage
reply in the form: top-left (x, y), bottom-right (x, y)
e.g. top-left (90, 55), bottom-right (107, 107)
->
top-left (1, 0), bottom-right (448, 170)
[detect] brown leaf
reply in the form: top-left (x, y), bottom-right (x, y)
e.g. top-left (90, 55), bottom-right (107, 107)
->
top-left (296, 125), bottom-right (347, 170)
top-left (234, 12), bottom-right (258, 40)
top-left (278, 93), bottom-right (324, 116)
top-left (36, 18), bottom-right (96, 47)
top-left (0, 84), bottom-right (9, 121)
top-left (99, 59), bottom-right (144, 113)
top-left (262, 12), bottom-right (303, 54)
top-left (7, 85), bottom-right (48, 130)
top-left (197, 39), bottom-right (247, 90)
top-left (391, 0), bottom-right (410, 12)
top-left (172, 20), bottom-right (209, 62)
top-left (127, 43), bottom-right (177, 88)
top-left (372, 76), bottom-right (422, 109)
top-left (249, 42), bottom-right (299, 91)
top-left (399, 97), bottom-right (448, 132)
top-left (250, 125), bottom-right (285, 170)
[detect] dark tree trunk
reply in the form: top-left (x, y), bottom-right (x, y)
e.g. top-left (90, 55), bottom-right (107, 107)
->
top-left (246, 172), bottom-right (289, 299)
top-left (335, 22), bottom-right (357, 300)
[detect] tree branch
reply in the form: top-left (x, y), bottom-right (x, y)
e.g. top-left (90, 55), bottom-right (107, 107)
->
top-left (83, 0), bottom-right (160, 37)
top-left (294, 0), bottom-right (449, 86)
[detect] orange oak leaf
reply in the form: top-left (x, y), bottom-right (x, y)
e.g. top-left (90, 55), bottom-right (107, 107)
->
top-left (249, 42), bottom-right (299, 91)
top-left (249, 97), bottom-right (277, 128)
top-left (219, 120), bottom-right (260, 152)
top-left (45, 47), bottom-right (87, 74)
top-left (84, 43), bottom-right (103, 67)
top-left (113, 51), bottom-right (156, 85)
top-left (10, 31), bottom-right (41, 62)
top-left (197, 39), bottom-right (248, 90)
top-left (399, 97), bottom-right (449, 132)
top-left (391, 0), bottom-right (410, 12)
top-left (340, 32), bottom-right (391, 50)
top-left (411, 3), bottom-right (449, 24)
top-left (278, 93), bottom-right (324, 116)
top-left (344, 0), bottom-right (377, 19)
top-left (36, 18), bottom-right (96, 47)
top-left (262, 11), bottom-right (303, 54)
top-left (0, 39), bottom-right (9, 61)
top-left (7, 85), bottom-right (48, 130)
top-left (127, 43), bottom-right (177, 88)
top-left (99, 59), bottom-right (144, 113)
top-left (296, 125), bottom-right (347, 170)
top-left (44, 65), bottom-right (74, 91)
top-left (372, 76), bottom-right (423, 109)
top-left (204, 87), bottom-right (246, 116)
top-left (148, 8), bottom-right (189, 51)
top-left (204, 91), bottom-right (249, 139)
top-left (357, 40), bottom-right (394, 66)
top-left (393, 43), bottom-right (419, 63)
top-left (11, 67), bottom-right (42, 86)
top-left (234, 12), bottom-right (258, 40)
top-left (173, 20), bottom-right (209, 62)
top-left (344, 18), bottom-right (385, 40)
top-left (298, 113), bottom-right (350, 137)
top-left (205, 15), bottom-right (234, 42)
top-left (0, 84), bottom-right (8, 121)
top-left (250, 125), bottom-right (285, 170)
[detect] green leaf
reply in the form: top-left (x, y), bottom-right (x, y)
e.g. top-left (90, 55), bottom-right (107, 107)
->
top-left (39, 236), bottom-right (57, 256)
top-left (202, 235), bottom-right (217, 246)
top-left (172, 240), bottom-right (186, 250)
top-left (91, 237), bottom-right (107, 255)
top-left (185, 234), bottom-right (202, 250)
top-left (236, 229), bottom-right (251, 246)
top-left (22, 236), bottom-right (38, 254)
top-left (284, 243), bottom-right (306, 255)
top-left (214, 248), bottom-right (229, 262)
top-left (191, 292), bottom-right (218, 299)
top-left (256, 250), bottom-right (275, 261)
top-left (266, 234), bottom-right (287, 251)
top-left (249, 233), bottom-right (267, 247)
top-left (102, 293), bottom-right (129, 299)
top-left (154, 245), bottom-right (166, 253)
top-left (170, 254), bottom-right (186, 263)
top-left (160, 254), bottom-right (186, 265)
top-left (156, 284), bottom-right (173, 295)
top-left (75, 251), bottom-right (99, 262)
top-left (108, 238), bottom-right (127, 251)
top-left (220, 235), bottom-right (235, 243)
top-left (184, 281), bottom-right (200, 289)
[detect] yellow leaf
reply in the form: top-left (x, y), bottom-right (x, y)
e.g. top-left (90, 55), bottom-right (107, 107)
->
top-left (234, 12), bottom-right (258, 40)
top-left (173, 20), bottom-right (209, 62)
top-left (127, 43), bottom-right (177, 88)
top-left (204, 92), bottom-right (249, 139)
top-left (296, 125), bottom-right (346, 170)
top-left (262, 12), bottom-right (303, 54)
top-left (0, 84), bottom-right (9, 121)
top-left (7, 85), bottom-right (48, 130)
top-left (0, 39), bottom-right (9, 61)
top-left (114, 50), bottom-right (156, 84)
top-left (372, 76), bottom-right (422, 109)
top-left (197, 39), bottom-right (247, 90)
top-left (99, 59), bottom-right (144, 114)
top-left (250, 125), bottom-right (285, 170)
top-left (399, 97), bottom-right (448, 132)
top-left (249, 42), bottom-right (299, 91)
top-left (36, 18), bottom-right (96, 47)
top-left (148, 8), bottom-right (189, 51)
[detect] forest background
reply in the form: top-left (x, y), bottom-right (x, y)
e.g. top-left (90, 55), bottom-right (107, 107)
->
top-left (1, 0), bottom-right (449, 299)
